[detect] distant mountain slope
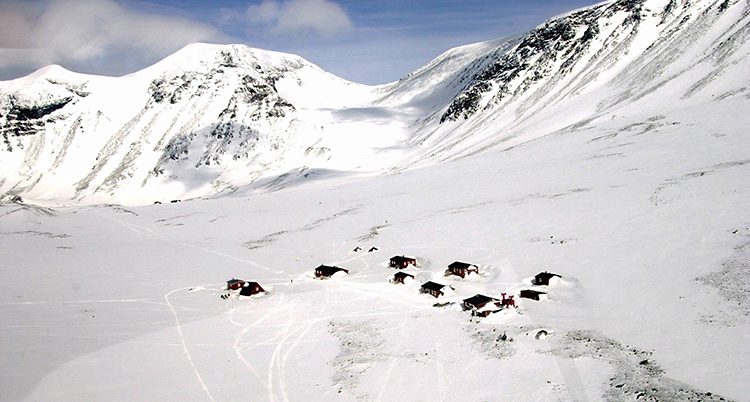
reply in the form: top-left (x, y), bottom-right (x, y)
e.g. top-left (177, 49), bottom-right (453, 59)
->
top-left (1, 0), bottom-right (748, 205)
top-left (0, 44), bottom-right (389, 204)
top-left (416, 0), bottom-right (750, 162)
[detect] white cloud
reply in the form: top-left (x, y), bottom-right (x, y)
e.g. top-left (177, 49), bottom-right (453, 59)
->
top-left (0, 0), bottom-right (228, 78)
top-left (247, 0), bottom-right (353, 37)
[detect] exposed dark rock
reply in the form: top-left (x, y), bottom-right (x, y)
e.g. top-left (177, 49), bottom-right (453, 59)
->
top-left (440, 0), bottom-right (646, 123)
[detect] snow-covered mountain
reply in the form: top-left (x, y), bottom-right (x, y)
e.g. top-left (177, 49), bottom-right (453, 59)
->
top-left (416, 0), bottom-right (750, 162)
top-left (2, 0), bottom-right (748, 205)
top-left (2, 0), bottom-right (749, 401)
top-left (0, 44), bottom-right (398, 204)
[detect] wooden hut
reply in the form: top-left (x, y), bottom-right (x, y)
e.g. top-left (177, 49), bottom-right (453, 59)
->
top-left (534, 271), bottom-right (561, 286)
top-left (446, 261), bottom-right (479, 278)
top-left (389, 256), bottom-right (417, 269)
top-left (462, 294), bottom-right (501, 316)
top-left (315, 265), bottom-right (349, 279)
top-left (227, 278), bottom-right (246, 290)
top-left (239, 282), bottom-right (265, 296)
top-left (392, 271), bottom-right (415, 284)
top-left (519, 289), bottom-right (547, 301)
top-left (420, 281), bottom-right (447, 298)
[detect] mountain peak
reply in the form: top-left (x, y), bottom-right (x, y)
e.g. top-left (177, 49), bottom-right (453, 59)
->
top-left (133, 43), bottom-right (313, 79)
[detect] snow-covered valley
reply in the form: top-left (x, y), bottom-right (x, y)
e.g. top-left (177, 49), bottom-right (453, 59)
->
top-left (3, 94), bottom-right (748, 400)
top-left (1, 0), bottom-right (749, 400)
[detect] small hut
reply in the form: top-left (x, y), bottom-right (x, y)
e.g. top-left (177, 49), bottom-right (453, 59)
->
top-left (227, 279), bottom-right (246, 290)
top-left (446, 261), bottom-right (479, 278)
top-left (519, 289), bottom-right (547, 301)
top-left (239, 282), bottom-right (265, 296)
top-left (389, 256), bottom-right (417, 269)
top-left (392, 271), bottom-right (415, 284)
top-left (420, 281), bottom-right (448, 298)
top-left (534, 271), bottom-right (561, 286)
top-left (315, 265), bottom-right (349, 279)
top-left (369, 247), bottom-right (379, 252)
top-left (462, 294), bottom-right (501, 316)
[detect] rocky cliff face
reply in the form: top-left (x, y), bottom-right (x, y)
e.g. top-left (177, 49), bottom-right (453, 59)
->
top-left (0, 44), bottom-right (369, 203)
top-left (407, 0), bottom-right (749, 163)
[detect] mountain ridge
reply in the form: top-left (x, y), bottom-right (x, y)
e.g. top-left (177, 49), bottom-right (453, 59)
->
top-left (1, 0), bottom-right (748, 205)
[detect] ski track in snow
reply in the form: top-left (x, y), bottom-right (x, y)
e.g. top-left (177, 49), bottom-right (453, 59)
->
top-left (435, 341), bottom-right (448, 401)
top-left (376, 322), bottom-right (407, 402)
top-left (164, 287), bottom-right (215, 402)
top-left (228, 296), bottom-right (277, 392)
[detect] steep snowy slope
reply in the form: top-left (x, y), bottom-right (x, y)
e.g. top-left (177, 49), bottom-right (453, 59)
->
top-left (0, 44), bottom-right (403, 204)
top-left (1, 0), bottom-right (749, 206)
top-left (414, 0), bottom-right (750, 162)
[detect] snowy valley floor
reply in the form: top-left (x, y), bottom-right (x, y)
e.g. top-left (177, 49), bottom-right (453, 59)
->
top-left (1, 99), bottom-right (749, 401)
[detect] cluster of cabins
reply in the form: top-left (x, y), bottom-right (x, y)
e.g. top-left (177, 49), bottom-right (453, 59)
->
top-left (312, 254), bottom-right (562, 317)
top-left (226, 254), bottom-right (562, 318)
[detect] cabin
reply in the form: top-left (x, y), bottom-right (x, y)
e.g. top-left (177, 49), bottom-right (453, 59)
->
top-left (226, 278), bottom-right (246, 290)
top-left (369, 247), bottom-right (379, 252)
top-left (462, 294), bottom-right (502, 316)
top-left (534, 271), bottom-right (561, 286)
top-left (420, 281), bottom-right (448, 298)
top-left (170, 199), bottom-right (181, 203)
top-left (519, 289), bottom-right (547, 301)
top-left (315, 265), bottom-right (349, 279)
top-left (389, 256), bottom-right (417, 269)
top-left (239, 282), bottom-right (265, 296)
top-left (392, 271), bottom-right (415, 284)
top-left (353, 246), bottom-right (362, 252)
top-left (446, 261), bottom-right (479, 278)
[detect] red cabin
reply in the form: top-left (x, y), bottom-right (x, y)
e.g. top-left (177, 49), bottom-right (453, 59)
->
top-left (420, 281), bottom-right (448, 298)
top-left (519, 289), bottom-right (547, 301)
top-left (462, 294), bottom-right (501, 316)
top-left (239, 282), bottom-right (265, 296)
top-left (392, 271), bottom-right (415, 284)
top-left (227, 279), bottom-right (245, 290)
top-left (315, 265), bottom-right (349, 278)
top-left (446, 261), bottom-right (479, 278)
top-left (389, 256), bottom-right (417, 269)
top-left (534, 271), bottom-right (561, 286)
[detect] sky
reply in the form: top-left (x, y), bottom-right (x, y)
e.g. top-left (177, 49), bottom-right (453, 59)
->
top-left (0, 0), bottom-right (603, 85)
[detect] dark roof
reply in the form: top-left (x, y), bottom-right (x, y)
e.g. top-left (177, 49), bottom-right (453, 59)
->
top-left (448, 261), bottom-right (474, 270)
top-left (227, 278), bottom-right (244, 284)
top-left (535, 271), bottom-right (561, 280)
top-left (239, 282), bottom-right (263, 296)
top-left (316, 265), bottom-right (347, 276)
top-left (390, 255), bottom-right (415, 262)
top-left (421, 281), bottom-right (445, 291)
top-left (520, 289), bottom-right (547, 296)
top-left (394, 271), bottom-right (414, 279)
top-left (463, 294), bottom-right (498, 308)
